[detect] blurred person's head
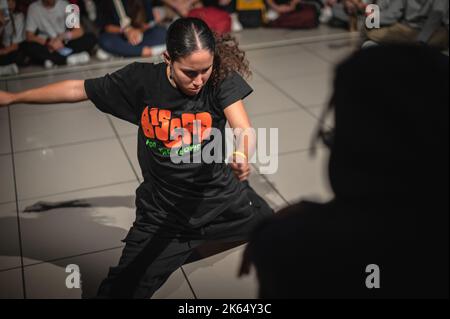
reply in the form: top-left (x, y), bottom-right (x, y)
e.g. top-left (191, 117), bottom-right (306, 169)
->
top-left (163, 17), bottom-right (250, 96)
top-left (326, 45), bottom-right (448, 203)
top-left (7, 0), bottom-right (16, 12)
top-left (42, 0), bottom-right (57, 8)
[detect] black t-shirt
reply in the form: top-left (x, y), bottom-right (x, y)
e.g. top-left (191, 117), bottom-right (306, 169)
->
top-left (85, 62), bottom-right (253, 228)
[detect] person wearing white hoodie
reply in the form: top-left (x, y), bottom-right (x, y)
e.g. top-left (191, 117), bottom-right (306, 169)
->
top-left (366, 0), bottom-right (449, 49)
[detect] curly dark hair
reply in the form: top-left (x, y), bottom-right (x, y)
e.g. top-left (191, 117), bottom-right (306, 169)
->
top-left (166, 18), bottom-right (251, 87)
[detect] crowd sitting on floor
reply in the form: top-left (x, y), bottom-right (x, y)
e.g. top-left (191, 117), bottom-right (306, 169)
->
top-left (0, 0), bottom-right (449, 76)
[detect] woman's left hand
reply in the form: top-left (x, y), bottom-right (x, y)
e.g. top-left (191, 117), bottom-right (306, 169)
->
top-left (229, 159), bottom-right (251, 182)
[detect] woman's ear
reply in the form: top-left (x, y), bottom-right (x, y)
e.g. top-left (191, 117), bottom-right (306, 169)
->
top-left (163, 51), bottom-right (171, 65)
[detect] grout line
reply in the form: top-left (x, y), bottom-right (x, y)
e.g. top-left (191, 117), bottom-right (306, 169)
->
top-left (2, 32), bottom-right (358, 82)
top-left (0, 246), bottom-right (125, 272)
top-left (13, 135), bottom-right (121, 156)
top-left (6, 81), bottom-right (27, 299)
top-left (105, 116), bottom-right (142, 183)
top-left (180, 266), bottom-right (198, 299)
top-left (251, 68), bottom-right (325, 121)
top-left (0, 199), bottom-right (16, 206)
top-left (16, 180), bottom-right (138, 204)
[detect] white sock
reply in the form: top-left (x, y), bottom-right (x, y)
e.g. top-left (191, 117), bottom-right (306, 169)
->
top-left (151, 45), bottom-right (166, 57)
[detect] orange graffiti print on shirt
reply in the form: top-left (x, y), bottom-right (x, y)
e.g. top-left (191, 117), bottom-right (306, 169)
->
top-left (141, 106), bottom-right (213, 149)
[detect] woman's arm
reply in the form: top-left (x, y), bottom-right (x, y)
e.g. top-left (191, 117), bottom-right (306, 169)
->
top-left (224, 100), bottom-right (256, 181)
top-left (0, 80), bottom-right (88, 107)
top-left (0, 43), bottom-right (19, 55)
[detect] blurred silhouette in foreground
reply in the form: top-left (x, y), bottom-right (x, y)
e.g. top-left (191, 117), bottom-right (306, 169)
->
top-left (240, 45), bottom-right (449, 299)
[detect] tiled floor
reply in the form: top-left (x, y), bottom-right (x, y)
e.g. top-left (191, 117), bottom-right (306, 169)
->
top-left (0, 26), bottom-right (358, 299)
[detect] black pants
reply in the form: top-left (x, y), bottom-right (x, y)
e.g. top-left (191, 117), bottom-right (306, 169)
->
top-left (96, 182), bottom-right (274, 299)
top-left (25, 33), bottom-right (97, 66)
top-left (0, 43), bottom-right (28, 66)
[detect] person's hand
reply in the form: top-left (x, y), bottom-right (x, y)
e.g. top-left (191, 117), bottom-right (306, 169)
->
top-left (218, 0), bottom-right (232, 5)
top-left (0, 91), bottom-right (15, 107)
top-left (125, 27), bottom-right (143, 46)
top-left (229, 152), bottom-right (251, 182)
top-left (276, 4), bottom-right (296, 14)
top-left (48, 38), bottom-right (64, 52)
top-left (141, 46), bottom-right (153, 57)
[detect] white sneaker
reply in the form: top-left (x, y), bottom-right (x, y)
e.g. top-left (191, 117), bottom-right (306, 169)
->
top-left (266, 9), bottom-right (279, 22)
top-left (231, 13), bottom-right (243, 32)
top-left (67, 52), bottom-right (91, 66)
top-left (320, 6), bottom-right (333, 23)
top-left (361, 40), bottom-right (379, 49)
top-left (44, 60), bottom-right (55, 69)
top-left (0, 63), bottom-right (19, 76)
top-left (96, 48), bottom-right (112, 61)
top-left (151, 44), bottom-right (166, 57)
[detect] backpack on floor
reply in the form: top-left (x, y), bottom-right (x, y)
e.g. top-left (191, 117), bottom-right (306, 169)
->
top-left (268, 3), bottom-right (319, 29)
top-left (236, 0), bottom-right (266, 28)
top-left (188, 7), bottom-right (232, 35)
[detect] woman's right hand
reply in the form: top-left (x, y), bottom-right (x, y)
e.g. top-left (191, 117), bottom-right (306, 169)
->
top-left (0, 91), bottom-right (15, 107)
top-left (125, 28), bottom-right (143, 46)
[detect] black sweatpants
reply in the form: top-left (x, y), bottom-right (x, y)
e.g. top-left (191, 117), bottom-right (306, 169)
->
top-left (0, 43), bottom-right (28, 66)
top-left (25, 33), bottom-right (97, 66)
top-left (96, 181), bottom-right (274, 299)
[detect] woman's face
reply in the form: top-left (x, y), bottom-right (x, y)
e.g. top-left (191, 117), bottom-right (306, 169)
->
top-left (167, 49), bottom-right (214, 96)
top-left (8, 0), bottom-right (16, 11)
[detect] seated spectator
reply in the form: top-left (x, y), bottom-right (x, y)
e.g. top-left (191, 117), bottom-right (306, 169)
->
top-left (25, 0), bottom-right (97, 68)
top-left (203, 0), bottom-right (243, 31)
top-left (320, 0), bottom-right (371, 31)
top-left (240, 45), bottom-right (449, 298)
top-left (365, 0), bottom-right (449, 50)
top-left (266, 0), bottom-right (323, 29)
top-left (97, 0), bottom-right (166, 58)
top-left (0, 0), bottom-right (28, 76)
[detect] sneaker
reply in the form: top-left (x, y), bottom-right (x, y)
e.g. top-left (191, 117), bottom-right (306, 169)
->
top-left (361, 40), bottom-right (379, 49)
top-left (96, 48), bottom-right (112, 61)
top-left (320, 6), bottom-right (333, 24)
top-left (44, 60), bottom-right (55, 69)
top-left (0, 63), bottom-right (19, 76)
top-left (151, 44), bottom-right (166, 57)
top-left (67, 52), bottom-right (91, 66)
top-left (266, 9), bottom-right (279, 22)
top-left (231, 13), bottom-right (243, 32)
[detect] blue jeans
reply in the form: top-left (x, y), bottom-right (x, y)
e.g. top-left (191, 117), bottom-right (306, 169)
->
top-left (99, 26), bottom-right (166, 57)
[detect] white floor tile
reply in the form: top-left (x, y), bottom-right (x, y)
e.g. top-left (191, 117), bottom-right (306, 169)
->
top-left (120, 135), bottom-right (142, 183)
top-left (276, 73), bottom-right (333, 107)
top-left (250, 47), bottom-right (332, 80)
top-left (251, 109), bottom-right (319, 155)
top-left (18, 181), bottom-right (138, 265)
top-left (245, 81), bottom-right (299, 117)
top-left (0, 154), bottom-right (15, 203)
top-left (24, 249), bottom-right (119, 299)
top-left (109, 115), bottom-right (138, 137)
top-left (152, 268), bottom-right (195, 299)
top-left (14, 138), bottom-right (136, 200)
top-left (183, 244), bottom-right (258, 299)
top-left (11, 104), bottom-right (115, 152)
top-left (0, 202), bottom-right (21, 271)
top-left (24, 249), bottom-right (194, 299)
top-left (302, 39), bottom-right (359, 64)
top-left (256, 149), bottom-right (333, 204)
top-left (248, 171), bottom-right (287, 212)
top-left (0, 109), bottom-right (11, 155)
top-left (0, 268), bottom-right (23, 298)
